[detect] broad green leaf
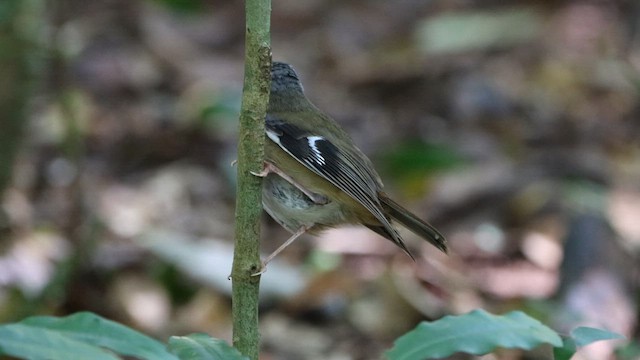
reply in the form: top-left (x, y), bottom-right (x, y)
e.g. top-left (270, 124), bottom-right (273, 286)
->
top-left (571, 327), bottom-right (624, 347)
top-left (385, 309), bottom-right (562, 360)
top-left (5, 312), bottom-right (177, 360)
top-left (0, 323), bottom-right (119, 360)
top-left (168, 333), bottom-right (249, 360)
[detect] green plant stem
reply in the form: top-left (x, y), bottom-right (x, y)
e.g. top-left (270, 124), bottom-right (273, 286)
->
top-left (231, 0), bottom-right (271, 358)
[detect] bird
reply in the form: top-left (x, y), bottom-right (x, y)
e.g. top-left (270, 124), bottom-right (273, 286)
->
top-left (252, 61), bottom-right (446, 273)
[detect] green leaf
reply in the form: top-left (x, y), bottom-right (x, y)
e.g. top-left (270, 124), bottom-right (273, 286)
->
top-left (0, 312), bottom-right (178, 360)
top-left (385, 309), bottom-right (562, 360)
top-left (168, 333), bottom-right (249, 360)
top-left (571, 327), bottom-right (625, 347)
top-left (554, 327), bottom-right (625, 360)
top-left (0, 323), bottom-right (119, 360)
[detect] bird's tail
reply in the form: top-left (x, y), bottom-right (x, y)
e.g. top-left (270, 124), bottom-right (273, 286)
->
top-left (379, 194), bottom-right (447, 253)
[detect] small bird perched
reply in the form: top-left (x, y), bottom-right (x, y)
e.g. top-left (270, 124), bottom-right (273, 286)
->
top-left (253, 62), bottom-right (446, 273)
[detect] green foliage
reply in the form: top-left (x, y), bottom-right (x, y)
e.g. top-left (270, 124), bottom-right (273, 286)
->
top-left (0, 1), bottom-right (20, 24)
top-left (386, 310), bottom-right (560, 359)
top-left (570, 326), bottom-right (625, 347)
top-left (379, 141), bottom-right (465, 178)
top-left (168, 333), bottom-right (249, 360)
top-left (0, 323), bottom-right (120, 360)
top-left (553, 327), bottom-right (626, 360)
top-left (0, 311), bottom-right (624, 359)
top-left (0, 312), bottom-right (177, 360)
top-left (385, 309), bottom-right (623, 360)
top-left (152, 0), bottom-right (204, 14)
top-left (0, 312), bottom-right (247, 360)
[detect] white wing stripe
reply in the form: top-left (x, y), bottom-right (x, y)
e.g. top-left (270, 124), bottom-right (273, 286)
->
top-left (266, 129), bottom-right (281, 144)
top-left (306, 136), bottom-right (326, 165)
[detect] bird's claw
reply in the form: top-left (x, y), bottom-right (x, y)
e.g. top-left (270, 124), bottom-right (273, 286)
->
top-left (250, 169), bottom-right (269, 177)
top-left (251, 262), bottom-right (267, 276)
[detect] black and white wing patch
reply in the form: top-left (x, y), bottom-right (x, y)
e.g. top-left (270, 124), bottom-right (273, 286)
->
top-left (266, 126), bottom-right (334, 173)
top-left (265, 114), bottom-right (406, 249)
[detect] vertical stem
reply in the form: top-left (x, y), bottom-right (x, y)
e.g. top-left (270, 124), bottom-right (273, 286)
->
top-left (231, 0), bottom-right (271, 358)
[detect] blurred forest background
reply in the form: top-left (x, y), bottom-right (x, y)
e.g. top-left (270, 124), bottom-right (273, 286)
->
top-left (2, 0), bottom-right (640, 359)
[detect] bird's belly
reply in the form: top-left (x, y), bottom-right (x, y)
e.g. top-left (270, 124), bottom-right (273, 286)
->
top-left (262, 174), bottom-right (346, 232)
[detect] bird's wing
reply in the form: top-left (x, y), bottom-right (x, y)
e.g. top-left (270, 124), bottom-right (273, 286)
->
top-left (265, 114), bottom-right (407, 250)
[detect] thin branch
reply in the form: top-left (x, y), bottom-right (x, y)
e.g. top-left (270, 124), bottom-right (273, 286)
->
top-left (230, 0), bottom-right (271, 358)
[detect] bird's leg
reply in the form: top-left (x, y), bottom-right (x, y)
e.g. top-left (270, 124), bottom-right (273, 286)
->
top-left (251, 226), bottom-right (309, 276)
top-left (252, 162), bottom-right (329, 205)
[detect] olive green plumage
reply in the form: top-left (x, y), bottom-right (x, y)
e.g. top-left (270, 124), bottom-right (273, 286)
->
top-left (260, 62), bottom-right (447, 261)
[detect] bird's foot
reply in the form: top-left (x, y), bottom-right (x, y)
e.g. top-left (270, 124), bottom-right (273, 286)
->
top-left (252, 162), bottom-right (329, 205)
top-left (251, 262), bottom-right (267, 276)
top-left (250, 161), bottom-right (279, 177)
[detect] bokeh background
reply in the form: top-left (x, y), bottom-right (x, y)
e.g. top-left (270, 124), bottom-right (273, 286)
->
top-left (2, 0), bottom-right (640, 359)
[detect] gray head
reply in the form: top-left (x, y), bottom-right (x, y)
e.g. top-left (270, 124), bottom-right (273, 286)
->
top-left (271, 62), bottom-right (304, 95)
